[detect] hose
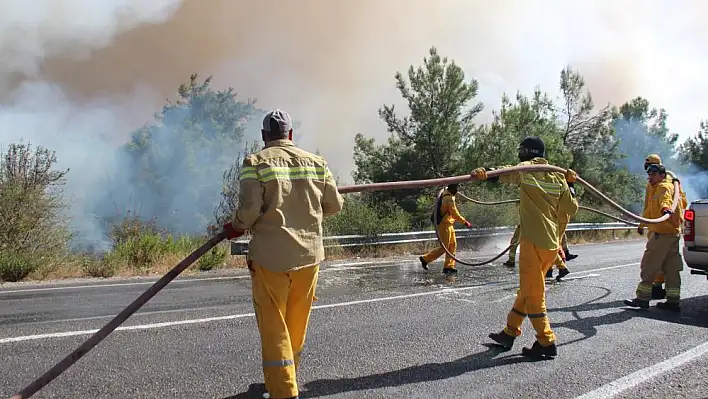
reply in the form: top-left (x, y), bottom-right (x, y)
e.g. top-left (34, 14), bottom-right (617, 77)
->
top-left (341, 165), bottom-right (680, 268)
top-left (456, 193), bottom-right (640, 226)
top-left (338, 164), bottom-right (681, 225)
top-left (10, 232), bottom-right (227, 399)
top-left (11, 163), bottom-right (679, 398)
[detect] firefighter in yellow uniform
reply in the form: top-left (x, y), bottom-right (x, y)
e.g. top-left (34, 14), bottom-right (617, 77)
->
top-left (420, 183), bottom-right (473, 274)
top-left (640, 154), bottom-right (688, 300)
top-left (624, 163), bottom-right (683, 311)
top-left (473, 136), bottom-right (579, 358)
top-left (223, 109), bottom-right (345, 399)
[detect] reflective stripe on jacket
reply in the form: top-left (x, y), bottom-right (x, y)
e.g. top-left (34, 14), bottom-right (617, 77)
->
top-left (233, 139), bottom-right (344, 272)
top-left (495, 158), bottom-right (579, 251)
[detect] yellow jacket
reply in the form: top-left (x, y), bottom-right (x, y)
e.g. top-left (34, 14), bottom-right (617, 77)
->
top-left (639, 171), bottom-right (687, 231)
top-left (642, 178), bottom-right (681, 235)
top-left (436, 189), bottom-right (468, 226)
top-left (495, 158), bottom-right (579, 251)
top-left (233, 139), bottom-right (345, 272)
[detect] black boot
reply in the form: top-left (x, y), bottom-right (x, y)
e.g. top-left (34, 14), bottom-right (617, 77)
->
top-left (442, 267), bottom-right (458, 274)
top-left (656, 301), bottom-right (680, 312)
top-left (545, 269), bottom-right (553, 279)
top-left (419, 256), bottom-right (429, 270)
top-left (623, 298), bottom-right (649, 309)
top-left (488, 331), bottom-right (515, 350)
top-left (556, 268), bottom-right (570, 281)
top-left (651, 285), bottom-right (666, 300)
top-left (503, 260), bottom-right (515, 267)
top-left (565, 253), bottom-right (578, 261)
top-left (521, 341), bottom-right (558, 359)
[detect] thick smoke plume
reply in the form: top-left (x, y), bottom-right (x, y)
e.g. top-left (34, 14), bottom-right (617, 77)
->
top-left (1, 0), bottom-right (708, 249)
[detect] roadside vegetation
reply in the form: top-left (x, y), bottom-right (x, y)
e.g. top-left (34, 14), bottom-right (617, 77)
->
top-left (2, 47), bottom-right (707, 283)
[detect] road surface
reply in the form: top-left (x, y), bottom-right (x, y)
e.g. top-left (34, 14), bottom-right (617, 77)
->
top-left (1, 240), bottom-right (707, 398)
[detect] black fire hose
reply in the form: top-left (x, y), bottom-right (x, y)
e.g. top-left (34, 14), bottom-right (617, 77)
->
top-left (10, 163), bottom-right (679, 398)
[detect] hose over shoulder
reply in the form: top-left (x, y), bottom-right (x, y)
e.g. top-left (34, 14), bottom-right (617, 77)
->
top-left (338, 164), bottom-right (682, 225)
top-left (456, 193), bottom-right (640, 226)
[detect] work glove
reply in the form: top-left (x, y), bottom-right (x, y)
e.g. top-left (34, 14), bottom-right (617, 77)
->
top-left (568, 182), bottom-right (576, 197)
top-left (565, 169), bottom-right (578, 183)
top-left (558, 247), bottom-right (566, 262)
top-left (464, 221), bottom-right (472, 229)
top-left (222, 222), bottom-right (245, 239)
top-left (472, 167), bottom-right (488, 181)
top-left (637, 225), bottom-right (644, 235)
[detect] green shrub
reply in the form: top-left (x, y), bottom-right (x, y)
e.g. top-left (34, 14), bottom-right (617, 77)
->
top-left (196, 245), bottom-right (228, 271)
top-left (0, 251), bottom-right (39, 282)
top-left (323, 195), bottom-right (411, 236)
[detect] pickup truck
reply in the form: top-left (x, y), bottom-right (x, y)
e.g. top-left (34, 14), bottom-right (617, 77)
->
top-left (682, 199), bottom-right (708, 280)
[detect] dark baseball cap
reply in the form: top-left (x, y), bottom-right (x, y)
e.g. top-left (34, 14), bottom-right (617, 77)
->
top-left (262, 109), bottom-right (293, 133)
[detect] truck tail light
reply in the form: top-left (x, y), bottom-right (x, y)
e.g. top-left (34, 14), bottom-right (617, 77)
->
top-left (684, 209), bottom-right (695, 242)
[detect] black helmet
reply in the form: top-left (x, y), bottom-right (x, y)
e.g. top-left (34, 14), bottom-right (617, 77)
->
top-left (447, 183), bottom-right (459, 194)
top-left (518, 136), bottom-right (545, 161)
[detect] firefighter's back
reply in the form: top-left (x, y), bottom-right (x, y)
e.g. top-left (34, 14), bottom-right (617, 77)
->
top-left (247, 140), bottom-right (343, 272)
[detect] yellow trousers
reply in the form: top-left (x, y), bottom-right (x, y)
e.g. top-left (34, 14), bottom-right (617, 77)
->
top-left (635, 233), bottom-right (682, 303)
top-left (504, 238), bottom-right (558, 346)
top-left (249, 261), bottom-right (319, 399)
top-left (422, 223), bottom-right (457, 269)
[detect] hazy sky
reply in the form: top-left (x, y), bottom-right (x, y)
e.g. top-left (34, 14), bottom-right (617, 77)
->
top-left (2, 0), bottom-right (706, 181)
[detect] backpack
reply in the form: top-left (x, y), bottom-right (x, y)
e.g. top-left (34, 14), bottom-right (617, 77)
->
top-left (430, 192), bottom-right (450, 226)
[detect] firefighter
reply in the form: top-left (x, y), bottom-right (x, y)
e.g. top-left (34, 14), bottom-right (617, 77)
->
top-left (223, 109), bottom-right (344, 399)
top-left (419, 183), bottom-right (473, 274)
top-left (640, 154), bottom-right (688, 300)
top-left (473, 136), bottom-right (579, 358)
top-left (625, 163), bottom-right (683, 312)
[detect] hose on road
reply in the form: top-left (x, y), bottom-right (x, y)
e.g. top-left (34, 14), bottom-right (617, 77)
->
top-left (10, 163), bottom-right (679, 398)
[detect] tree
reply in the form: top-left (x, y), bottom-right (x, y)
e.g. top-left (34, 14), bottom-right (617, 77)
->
top-left (555, 66), bottom-right (635, 208)
top-left (467, 88), bottom-right (568, 169)
top-left (97, 74), bottom-right (261, 238)
top-left (353, 46), bottom-right (483, 217)
top-left (0, 142), bottom-right (71, 281)
top-left (679, 120), bottom-right (708, 169)
top-left (677, 121), bottom-right (708, 199)
top-left (613, 97), bottom-right (679, 174)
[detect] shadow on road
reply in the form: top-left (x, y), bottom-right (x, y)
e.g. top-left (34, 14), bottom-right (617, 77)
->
top-left (221, 344), bottom-right (537, 399)
top-left (297, 344), bottom-right (540, 398)
top-left (548, 289), bottom-right (708, 348)
top-left (223, 292), bottom-right (707, 399)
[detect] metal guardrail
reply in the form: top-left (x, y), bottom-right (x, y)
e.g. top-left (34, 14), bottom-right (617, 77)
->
top-left (230, 222), bottom-right (635, 255)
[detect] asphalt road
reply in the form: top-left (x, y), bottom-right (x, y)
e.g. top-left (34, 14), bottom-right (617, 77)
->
top-left (1, 239), bottom-right (707, 399)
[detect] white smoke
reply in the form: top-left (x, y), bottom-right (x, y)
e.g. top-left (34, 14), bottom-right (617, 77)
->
top-left (3, 0), bottom-right (708, 249)
top-left (0, 0), bottom-right (182, 80)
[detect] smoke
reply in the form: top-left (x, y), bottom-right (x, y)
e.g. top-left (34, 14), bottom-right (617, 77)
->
top-left (2, 0), bottom-right (708, 248)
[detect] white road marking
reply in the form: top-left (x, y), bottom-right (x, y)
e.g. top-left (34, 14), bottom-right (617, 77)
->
top-left (0, 261), bottom-right (642, 344)
top-left (0, 260), bottom-right (415, 295)
top-left (0, 286), bottom-right (473, 344)
top-left (574, 340), bottom-right (708, 399)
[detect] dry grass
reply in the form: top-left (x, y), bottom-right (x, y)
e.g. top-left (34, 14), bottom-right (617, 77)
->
top-left (8, 228), bottom-right (640, 283)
